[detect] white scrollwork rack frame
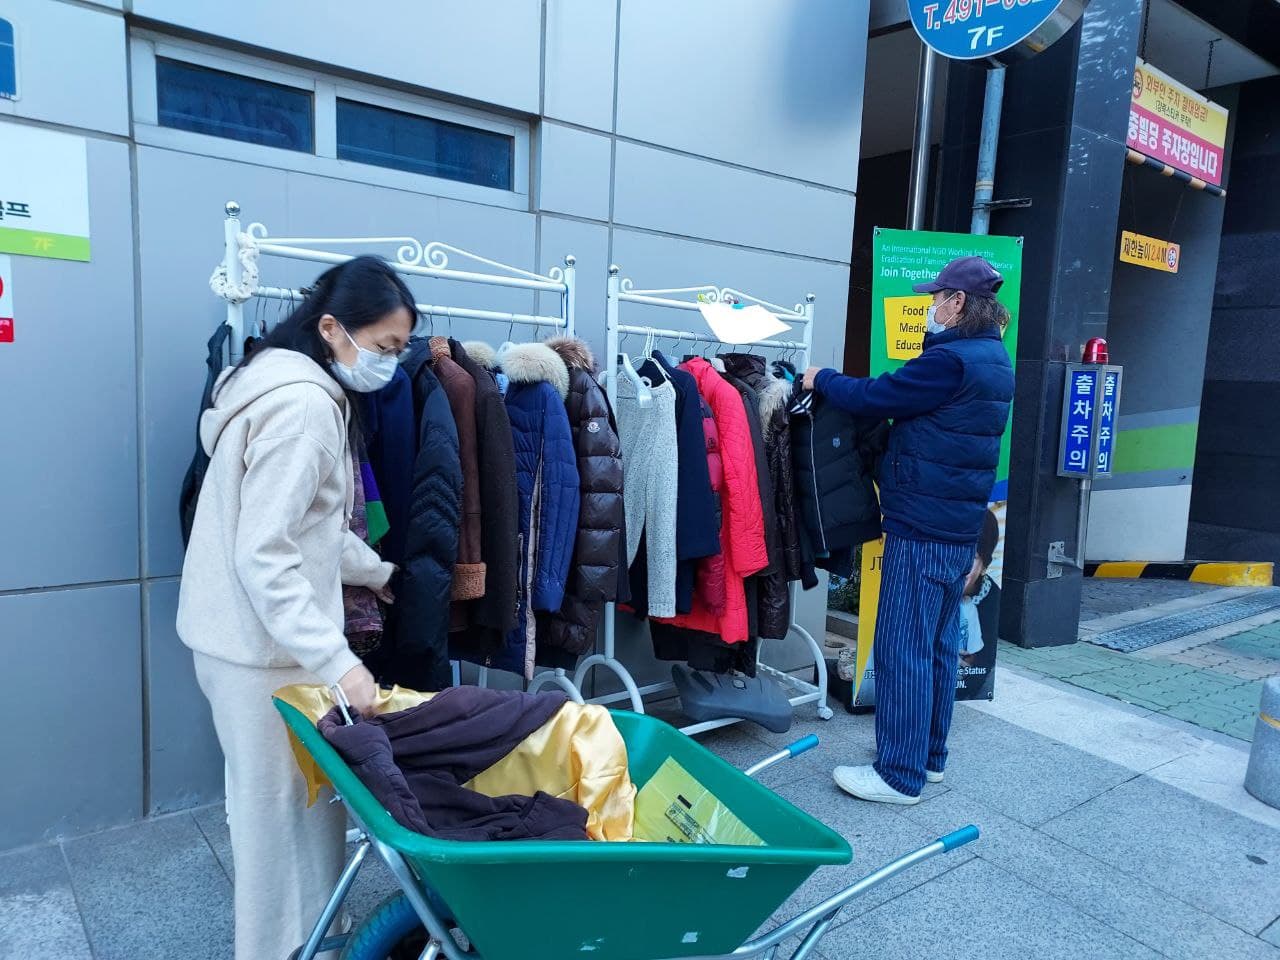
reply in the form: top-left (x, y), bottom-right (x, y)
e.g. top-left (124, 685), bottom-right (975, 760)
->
top-left (211, 200), bottom-right (585, 703)
top-left (586, 265), bottom-right (835, 735)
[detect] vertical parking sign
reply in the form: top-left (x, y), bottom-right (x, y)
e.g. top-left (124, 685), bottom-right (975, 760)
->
top-left (1096, 370), bottom-right (1121, 475)
top-left (1058, 364), bottom-right (1122, 479)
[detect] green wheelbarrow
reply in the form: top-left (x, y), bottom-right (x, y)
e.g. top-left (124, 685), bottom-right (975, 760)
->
top-left (276, 698), bottom-right (978, 960)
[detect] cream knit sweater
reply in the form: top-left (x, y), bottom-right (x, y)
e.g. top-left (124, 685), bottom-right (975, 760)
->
top-left (178, 348), bottom-right (394, 686)
top-left (615, 376), bottom-right (679, 617)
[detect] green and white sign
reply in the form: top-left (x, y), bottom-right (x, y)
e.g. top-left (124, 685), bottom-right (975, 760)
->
top-left (856, 228), bottom-right (1023, 706)
top-left (0, 123), bottom-right (91, 262)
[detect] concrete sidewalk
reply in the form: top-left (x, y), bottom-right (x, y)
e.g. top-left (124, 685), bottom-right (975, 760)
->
top-left (4, 667), bottom-right (1279, 960)
top-left (1002, 580), bottom-right (1280, 742)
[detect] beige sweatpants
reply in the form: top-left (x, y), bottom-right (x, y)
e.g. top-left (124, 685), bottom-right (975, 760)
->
top-left (195, 652), bottom-right (347, 960)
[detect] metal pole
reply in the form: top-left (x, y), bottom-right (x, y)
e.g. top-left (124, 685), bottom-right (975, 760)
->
top-left (562, 253), bottom-right (577, 337)
top-left (223, 201), bottom-right (245, 363)
top-left (1076, 477), bottom-right (1092, 570)
top-left (970, 65), bottom-right (1007, 235)
top-left (602, 267), bottom-right (622, 665)
top-left (907, 44), bottom-right (937, 230)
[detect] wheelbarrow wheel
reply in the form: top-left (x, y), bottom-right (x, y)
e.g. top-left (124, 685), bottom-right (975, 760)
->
top-left (340, 892), bottom-right (464, 959)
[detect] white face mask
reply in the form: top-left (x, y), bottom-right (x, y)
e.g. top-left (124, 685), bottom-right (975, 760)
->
top-left (926, 295), bottom-right (959, 335)
top-left (330, 325), bottom-right (398, 393)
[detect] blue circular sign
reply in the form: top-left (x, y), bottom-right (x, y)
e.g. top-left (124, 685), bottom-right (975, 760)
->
top-left (906, 0), bottom-right (1089, 62)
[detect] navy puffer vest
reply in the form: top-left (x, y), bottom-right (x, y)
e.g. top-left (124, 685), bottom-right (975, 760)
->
top-left (877, 326), bottom-right (1013, 544)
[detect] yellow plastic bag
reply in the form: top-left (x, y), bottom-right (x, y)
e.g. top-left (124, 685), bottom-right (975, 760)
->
top-left (634, 757), bottom-right (763, 846)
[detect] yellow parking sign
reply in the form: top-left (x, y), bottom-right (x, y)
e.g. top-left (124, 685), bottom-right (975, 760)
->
top-left (1119, 230), bottom-right (1180, 273)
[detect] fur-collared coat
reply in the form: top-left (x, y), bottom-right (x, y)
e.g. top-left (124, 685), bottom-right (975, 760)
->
top-left (480, 341), bottom-right (579, 679)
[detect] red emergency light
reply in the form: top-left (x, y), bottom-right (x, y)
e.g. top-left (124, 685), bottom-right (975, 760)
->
top-left (1082, 338), bottom-right (1109, 364)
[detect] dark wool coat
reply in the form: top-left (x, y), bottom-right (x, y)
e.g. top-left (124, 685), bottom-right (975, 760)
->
top-left (448, 338), bottom-right (519, 654)
top-left (426, 337), bottom-right (484, 604)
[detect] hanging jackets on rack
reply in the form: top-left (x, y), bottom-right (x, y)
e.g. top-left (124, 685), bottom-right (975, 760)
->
top-left (447, 338), bottom-right (520, 653)
top-left (789, 383), bottom-right (885, 579)
top-left (361, 367), bottom-right (417, 567)
top-left (616, 374), bottom-right (679, 618)
top-left (638, 351), bottom-right (720, 615)
top-left (722, 354), bottom-right (806, 640)
top-left (650, 388), bottom-right (759, 676)
top-left (717, 364), bottom-right (781, 579)
top-left (536, 337), bottom-right (625, 668)
top-left (373, 345), bottom-right (463, 692)
top-left (489, 342), bottom-right (579, 679)
top-left (648, 358), bottom-right (768, 644)
top-left (691, 394), bottom-right (728, 617)
top-left (426, 336), bottom-right (485, 607)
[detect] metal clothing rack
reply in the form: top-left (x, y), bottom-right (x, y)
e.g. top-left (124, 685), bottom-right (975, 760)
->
top-left (211, 200), bottom-right (586, 703)
top-left (582, 264), bottom-right (834, 736)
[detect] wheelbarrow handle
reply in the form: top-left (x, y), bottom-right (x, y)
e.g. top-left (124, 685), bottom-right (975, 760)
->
top-left (744, 735), bottom-right (820, 777)
top-left (940, 824), bottom-right (980, 851)
top-left (788, 734), bottom-right (820, 757)
top-left (718, 823), bottom-right (983, 959)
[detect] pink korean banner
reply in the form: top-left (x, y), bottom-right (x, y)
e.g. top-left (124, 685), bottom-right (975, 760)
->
top-left (1127, 58), bottom-right (1228, 186)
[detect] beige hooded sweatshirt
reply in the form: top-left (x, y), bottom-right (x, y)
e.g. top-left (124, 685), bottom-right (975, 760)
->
top-left (177, 348), bottom-right (394, 686)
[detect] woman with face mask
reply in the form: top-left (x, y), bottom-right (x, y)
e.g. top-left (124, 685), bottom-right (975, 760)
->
top-left (177, 255), bottom-right (415, 960)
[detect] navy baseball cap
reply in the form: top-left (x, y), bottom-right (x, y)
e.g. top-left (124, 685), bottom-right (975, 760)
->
top-left (913, 255), bottom-right (1004, 298)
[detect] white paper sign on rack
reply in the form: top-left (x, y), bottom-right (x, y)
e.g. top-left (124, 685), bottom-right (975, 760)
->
top-left (697, 301), bottom-right (790, 345)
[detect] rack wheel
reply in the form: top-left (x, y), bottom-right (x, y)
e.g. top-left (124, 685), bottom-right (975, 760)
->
top-left (818, 706), bottom-right (835, 721)
top-left (341, 893), bottom-right (469, 959)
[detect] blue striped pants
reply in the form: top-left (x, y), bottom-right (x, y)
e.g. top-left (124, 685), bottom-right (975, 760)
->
top-left (872, 534), bottom-right (975, 797)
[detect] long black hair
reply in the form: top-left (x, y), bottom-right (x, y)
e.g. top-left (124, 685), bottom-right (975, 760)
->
top-left (220, 254), bottom-right (417, 396)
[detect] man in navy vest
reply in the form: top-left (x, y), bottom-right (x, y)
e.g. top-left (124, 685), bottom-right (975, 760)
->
top-left (803, 256), bottom-right (1014, 805)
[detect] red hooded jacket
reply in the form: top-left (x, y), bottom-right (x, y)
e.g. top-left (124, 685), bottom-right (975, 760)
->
top-left (651, 359), bottom-right (768, 642)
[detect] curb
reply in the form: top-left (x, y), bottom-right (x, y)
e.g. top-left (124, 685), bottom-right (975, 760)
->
top-left (1085, 561), bottom-right (1274, 587)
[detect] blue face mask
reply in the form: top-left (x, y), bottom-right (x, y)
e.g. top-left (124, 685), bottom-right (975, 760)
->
top-left (926, 295), bottom-right (960, 335)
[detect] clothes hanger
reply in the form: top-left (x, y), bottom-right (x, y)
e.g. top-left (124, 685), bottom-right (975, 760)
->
top-left (636, 329), bottom-right (668, 387)
top-left (496, 317), bottom-right (518, 356)
top-left (617, 330), bottom-right (653, 407)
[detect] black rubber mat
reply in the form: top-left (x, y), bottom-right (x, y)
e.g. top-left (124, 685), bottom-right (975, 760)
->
top-left (1087, 591), bottom-right (1280, 652)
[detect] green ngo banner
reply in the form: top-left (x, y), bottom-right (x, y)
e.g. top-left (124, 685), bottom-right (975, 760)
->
top-left (854, 228), bottom-right (1022, 706)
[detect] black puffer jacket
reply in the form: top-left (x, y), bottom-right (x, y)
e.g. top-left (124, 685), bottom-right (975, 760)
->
top-left (722, 354), bottom-right (804, 639)
top-left (372, 345), bottom-right (463, 691)
top-left (537, 337), bottom-right (625, 666)
top-left (790, 383), bottom-right (885, 579)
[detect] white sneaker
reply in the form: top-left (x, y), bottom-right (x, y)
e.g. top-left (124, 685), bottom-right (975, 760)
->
top-left (926, 769), bottom-right (944, 784)
top-left (833, 765), bottom-right (921, 805)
